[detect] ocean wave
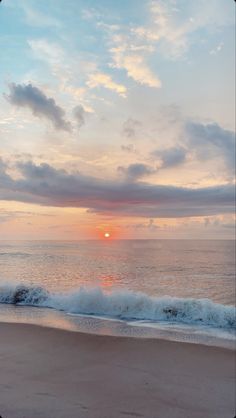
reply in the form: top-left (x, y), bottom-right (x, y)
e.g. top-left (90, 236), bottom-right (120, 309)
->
top-left (0, 252), bottom-right (32, 257)
top-left (0, 284), bottom-right (235, 330)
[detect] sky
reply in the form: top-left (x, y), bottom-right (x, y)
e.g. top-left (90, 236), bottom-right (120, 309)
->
top-left (0, 0), bottom-right (235, 240)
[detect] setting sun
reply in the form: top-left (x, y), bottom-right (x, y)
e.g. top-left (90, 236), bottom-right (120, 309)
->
top-left (0, 1), bottom-right (235, 417)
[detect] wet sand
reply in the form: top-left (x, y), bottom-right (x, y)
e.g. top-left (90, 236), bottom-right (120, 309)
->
top-left (0, 322), bottom-right (235, 418)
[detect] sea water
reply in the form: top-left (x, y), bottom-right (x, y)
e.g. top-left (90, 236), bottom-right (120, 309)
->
top-left (0, 239), bottom-right (235, 348)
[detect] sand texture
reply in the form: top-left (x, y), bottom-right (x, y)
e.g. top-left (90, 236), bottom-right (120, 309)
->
top-left (0, 322), bottom-right (235, 418)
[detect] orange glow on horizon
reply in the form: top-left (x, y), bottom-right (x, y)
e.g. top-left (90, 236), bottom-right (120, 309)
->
top-left (88, 225), bottom-right (121, 240)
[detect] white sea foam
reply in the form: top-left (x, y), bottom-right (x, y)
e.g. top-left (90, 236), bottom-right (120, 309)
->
top-left (0, 284), bottom-right (235, 330)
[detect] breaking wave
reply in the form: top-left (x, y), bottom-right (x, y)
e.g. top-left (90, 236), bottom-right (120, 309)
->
top-left (0, 284), bottom-right (235, 330)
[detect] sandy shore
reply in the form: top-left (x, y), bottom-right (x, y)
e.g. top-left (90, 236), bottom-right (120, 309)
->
top-left (0, 323), bottom-right (235, 418)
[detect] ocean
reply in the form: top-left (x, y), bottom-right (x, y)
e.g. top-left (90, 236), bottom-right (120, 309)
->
top-left (0, 239), bottom-right (235, 348)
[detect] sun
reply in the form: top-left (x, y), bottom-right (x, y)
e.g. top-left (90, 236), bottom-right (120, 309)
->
top-left (104, 232), bottom-right (110, 238)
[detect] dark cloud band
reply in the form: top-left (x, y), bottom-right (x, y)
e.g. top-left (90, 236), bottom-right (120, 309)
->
top-left (0, 159), bottom-right (234, 218)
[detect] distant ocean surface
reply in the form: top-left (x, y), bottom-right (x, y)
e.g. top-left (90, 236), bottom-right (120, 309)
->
top-left (0, 240), bottom-right (235, 348)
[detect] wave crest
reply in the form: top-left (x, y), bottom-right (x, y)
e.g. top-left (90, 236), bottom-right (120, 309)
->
top-left (0, 284), bottom-right (235, 329)
top-left (0, 284), bottom-right (49, 306)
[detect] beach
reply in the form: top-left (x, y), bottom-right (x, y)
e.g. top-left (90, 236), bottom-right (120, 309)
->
top-left (0, 322), bottom-right (235, 418)
top-left (1, 0), bottom-right (235, 415)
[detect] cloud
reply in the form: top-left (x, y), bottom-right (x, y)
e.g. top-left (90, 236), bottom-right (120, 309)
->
top-left (122, 118), bottom-right (142, 138)
top-left (152, 146), bottom-right (187, 169)
top-left (0, 159), bottom-right (234, 219)
top-left (98, 21), bottom-right (161, 88)
top-left (110, 45), bottom-right (161, 88)
top-left (118, 163), bottom-right (157, 181)
top-left (28, 39), bottom-right (94, 109)
top-left (129, 219), bottom-right (159, 231)
top-left (0, 209), bottom-right (15, 224)
top-left (186, 121), bottom-right (235, 171)
top-left (28, 39), bottom-right (65, 69)
top-left (0, 158), bottom-right (12, 185)
top-left (99, 0), bottom-right (234, 92)
top-left (150, 120), bottom-right (235, 175)
top-left (132, 6), bottom-right (187, 59)
top-left (203, 216), bottom-right (235, 230)
top-left (121, 144), bottom-right (136, 153)
top-left (0, 204), bottom-right (51, 224)
top-left (134, 0), bottom-right (234, 60)
top-left (22, 5), bottom-right (61, 28)
top-left (210, 42), bottom-right (224, 55)
top-left (73, 105), bottom-right (88, 128)
top-left (87, 72), bottom-right (127, 97)
top-left (5, 83), bottom-right (71, 132)
top-left (82, 7), bottom-right (102, 21)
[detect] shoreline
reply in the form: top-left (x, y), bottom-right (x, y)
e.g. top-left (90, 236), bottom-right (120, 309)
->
top-left (1, 301), bottom-right (236, 348)
top-left (0, 322), bottom-right (235, 418)
top-left (1, 318), bottom-right (235, 349)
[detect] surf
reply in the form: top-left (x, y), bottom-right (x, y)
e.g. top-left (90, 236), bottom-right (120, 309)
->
top-left (0, 283), bottom-right (235, 330)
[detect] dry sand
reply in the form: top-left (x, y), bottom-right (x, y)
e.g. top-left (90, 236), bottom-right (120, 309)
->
top-left (0, 322), bottom-right (235, 418)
